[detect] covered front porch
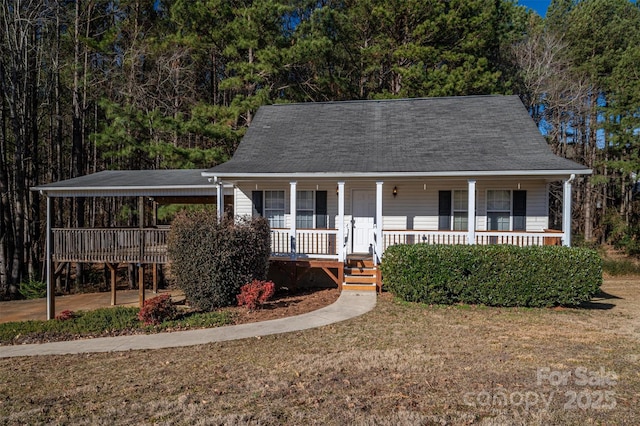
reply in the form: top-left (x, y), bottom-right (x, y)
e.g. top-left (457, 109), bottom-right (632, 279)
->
top-left (220, 175), bottom-right (576, 264)
top-left (204, 174), bottom-right (578, 293)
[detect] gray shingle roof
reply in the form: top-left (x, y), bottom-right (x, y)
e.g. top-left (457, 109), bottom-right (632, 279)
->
top-left (35, 169), bottom-right (209, 189)
top-left (32, 169), bottom-right (223, 197)
top-left (206, 95), bottom-right (589, 176)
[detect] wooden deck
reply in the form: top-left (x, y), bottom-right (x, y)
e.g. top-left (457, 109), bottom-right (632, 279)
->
top-left (48, 227), bottom-right (563, 302)
top-left (51, 227), bottom-right (563, 267)
top-left (52, 228), bottom-right (170, 264)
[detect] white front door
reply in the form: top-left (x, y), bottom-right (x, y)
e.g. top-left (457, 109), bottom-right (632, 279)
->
top-left (352, 189), bottom-right (376, 254)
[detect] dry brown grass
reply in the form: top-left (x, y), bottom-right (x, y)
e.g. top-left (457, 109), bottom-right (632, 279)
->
top-left (1, 278), bottom-right (639, 425)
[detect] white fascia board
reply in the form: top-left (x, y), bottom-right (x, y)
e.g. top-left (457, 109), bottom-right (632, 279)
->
top-left (32, 184), bottom-right (234, 198)
top-left (202, 169), bottom-right (592, 180)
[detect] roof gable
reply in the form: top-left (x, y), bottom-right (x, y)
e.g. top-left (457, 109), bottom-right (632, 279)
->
top-left (206, 95), bottom-right (588, 176)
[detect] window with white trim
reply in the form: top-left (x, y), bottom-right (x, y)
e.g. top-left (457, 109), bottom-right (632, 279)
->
top-left (252, 190), bottom-right (328, 229)
top-left (487, 190), bottom-right (511, 231)
top-left (452, 190), bottom-right (468, 231)
top-left (296, 190), bottom-right (315, 228)
top-left (264, 190), bottom-right (285, 228)
top-left (439, 190), bottom-right (469, 231)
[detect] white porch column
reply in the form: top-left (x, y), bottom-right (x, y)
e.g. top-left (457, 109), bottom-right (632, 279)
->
top-left (46, 195), bottom-right (55, 320)
top-left (375, 181), bottom-right (384, 264)
top-left (337, 181), bottom-right (345, 263)
top-left (290, 181), bottom-right (297, 258)
top-left (216, 183), bottom-right (224, 221)
top-left (563, 175), bottom-right (575, 247)
top-left (467, 179), bottom-right (476, 245)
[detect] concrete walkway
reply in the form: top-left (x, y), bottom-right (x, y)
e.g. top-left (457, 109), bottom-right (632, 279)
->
top-left (0, 291), bottom-right (376, 358)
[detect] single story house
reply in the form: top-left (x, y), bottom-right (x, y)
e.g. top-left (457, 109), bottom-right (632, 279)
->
top-left (34, 95), bottom-right (590, 317)
top-left (203, 95), bottom-right (590, 288)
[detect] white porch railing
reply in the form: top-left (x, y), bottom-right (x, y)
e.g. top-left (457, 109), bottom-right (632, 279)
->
top-left (383, 230), bottom-right (562, 250)
top-left (383, 231), bottom-right (468, 249)
top-left (275, 229), bottom-right (562, 260)
top-left (270, 228), bottom-right (339, 259)
top-left (474, 231), bottom-right (557, 246)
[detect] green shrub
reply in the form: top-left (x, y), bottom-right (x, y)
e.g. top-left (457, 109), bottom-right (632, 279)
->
top-left (168, 212), bottom-right (271, 311)
top-left (18, 279), bottom-right (46, 299)
top-left (381, 244), bottom-right (602, 307)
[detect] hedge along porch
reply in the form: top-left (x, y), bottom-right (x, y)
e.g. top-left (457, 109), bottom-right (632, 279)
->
top-left (203, 96), bottom-right (591, 291)
top-left (32, 169), bottom-right (233, 320)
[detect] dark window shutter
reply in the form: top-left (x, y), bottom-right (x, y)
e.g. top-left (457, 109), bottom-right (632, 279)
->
top-left (252, 191), bottom-right (263, 218)
top-left (513, 190), bottom-right (526, 231)
top-left (315, 191), bottom-right (327, 229)
top-left (438, 191), bottom-right (452, 230)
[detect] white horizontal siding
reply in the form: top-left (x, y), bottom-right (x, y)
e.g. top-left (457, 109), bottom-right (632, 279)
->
top-left (525, 184), bottom-right (549, 231)
top-left (234, 186), bottom-right (253, 218)
top-left (234, 178), bottom-right (550, 232)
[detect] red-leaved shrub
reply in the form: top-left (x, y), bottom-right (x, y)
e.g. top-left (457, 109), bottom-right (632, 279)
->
top-left (138, 294), bottom-right (177, 326)
top-left (237, 280), bottom-right (275, 310)
top-left (55, 310), bottom-right (75, 321)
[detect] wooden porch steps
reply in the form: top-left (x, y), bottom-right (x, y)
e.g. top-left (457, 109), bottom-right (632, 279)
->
top-left (342, 283), bottom-right (378, 292)
top-left (342, 256), bottom-right (379, 292)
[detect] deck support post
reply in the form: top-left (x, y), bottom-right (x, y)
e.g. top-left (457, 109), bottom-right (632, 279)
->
top-left (467, 179), bottom-right (476, 245)
top-left (46, 195), bottom-right (55, 320)
top-left (152, 263), bottom-right (158, 293)
top-left (106, 263), bottom-right (117, 305)
top-left (138, 196), bottom-right (145, 306)
top-left (216, 182), bottom-right (224, 220)
top-left (337, 182), bottom-right (345, 263)
top-left (563, 174), bottom-right (575, 247)
top-left (375, 181), bottom-right (383, 264)
top-left (290, 181), bottom-right (297, 259)
top-left (138, 264), bottom-right (145, 307)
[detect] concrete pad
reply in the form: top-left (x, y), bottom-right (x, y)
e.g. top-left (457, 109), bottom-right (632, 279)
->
top-left (0, 291), bottom-right (376, 358)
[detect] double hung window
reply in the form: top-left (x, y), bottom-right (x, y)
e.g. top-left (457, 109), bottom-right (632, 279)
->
top-left (252, 190), bottom-right (328, 229)
top-left (486, 190), bottom-right (527, 231)
top-left (296, 190), bottom-right (314, 228)
top-left (264, 190), bottom-right (285, 228)
top-left (439, 190), bottom-right (468, 231)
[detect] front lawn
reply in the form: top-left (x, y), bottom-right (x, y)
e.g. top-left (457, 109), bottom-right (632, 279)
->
top-left (0, 278), bottom-right (638, 424)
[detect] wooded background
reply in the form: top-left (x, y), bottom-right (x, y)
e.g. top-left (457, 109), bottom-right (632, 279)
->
top-left (1, 0), bottom-right (639, 297)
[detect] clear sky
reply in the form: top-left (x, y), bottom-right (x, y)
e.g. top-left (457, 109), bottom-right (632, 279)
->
top-left (518, 0), bottom-right (551, 16)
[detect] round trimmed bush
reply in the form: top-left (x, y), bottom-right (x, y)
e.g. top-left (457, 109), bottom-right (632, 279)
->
top-left (168, 211), bottom-right (270, 311)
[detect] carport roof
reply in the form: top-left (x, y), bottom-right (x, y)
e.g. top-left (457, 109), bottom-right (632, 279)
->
top-left (32, 169), bottom-right (222, 197)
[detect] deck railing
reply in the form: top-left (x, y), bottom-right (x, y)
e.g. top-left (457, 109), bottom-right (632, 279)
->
top-left (383, 230), bottom-right (469, 248)
top-left (383, 230), bottom-right (562, 250)
top-left (51, 227), bottom-right (562, 265)
top-left (52, 228), bottom-right (170, 264)
top-left (271, 228), bottom-right (339, 259)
